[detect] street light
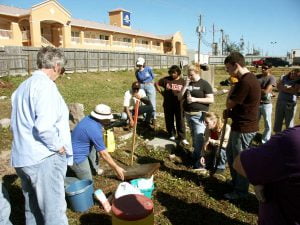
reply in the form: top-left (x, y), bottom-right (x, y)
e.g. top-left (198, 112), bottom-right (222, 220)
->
top-left (270, 41), bottom-right (277, 56)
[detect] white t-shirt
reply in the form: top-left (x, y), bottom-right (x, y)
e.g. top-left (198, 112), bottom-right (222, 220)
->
top-left (123, 89), bottom-right (146, 110)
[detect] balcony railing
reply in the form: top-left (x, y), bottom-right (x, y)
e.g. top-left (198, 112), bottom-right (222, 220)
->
top-left (22, 30), bottom-right (30, 41)
top-left (71, 36), bottom-right (80, 43)
top-left (0, 29), bottom-right (12, 39)
top-left (135, 43), bottom-right (150, 49)
top-left (112, 40), bottom-right (132, 48)
top-left (84, 38), bottom-right (110, 46)
top-left (152, 45), bottom-right (161, 51)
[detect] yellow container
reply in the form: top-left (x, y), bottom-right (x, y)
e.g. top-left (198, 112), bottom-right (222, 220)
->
top-left (111, 194), bottom-right (154, 225)
top-left (104, 128), bottom-right (116, 152)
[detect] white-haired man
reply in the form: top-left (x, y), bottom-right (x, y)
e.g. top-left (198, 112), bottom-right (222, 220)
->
top-left (11, 46), bottom-right (72, 225)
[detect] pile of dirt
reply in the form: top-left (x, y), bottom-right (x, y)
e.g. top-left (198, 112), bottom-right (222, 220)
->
top-left (0, 80), bottom-right (13, 89)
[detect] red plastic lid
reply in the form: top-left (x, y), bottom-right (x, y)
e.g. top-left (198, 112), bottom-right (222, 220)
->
top-left (112, 194), bottom-right (153, 221)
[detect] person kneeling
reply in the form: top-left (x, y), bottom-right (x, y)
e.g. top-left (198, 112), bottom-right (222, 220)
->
top-left (68, 104), bottom-right (125, 181)
top-left (121, 81), bottom-right (154, 129)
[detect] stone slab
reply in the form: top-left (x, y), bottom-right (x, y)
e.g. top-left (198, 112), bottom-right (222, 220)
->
top-left (146, 137), bottom-right (177, 151)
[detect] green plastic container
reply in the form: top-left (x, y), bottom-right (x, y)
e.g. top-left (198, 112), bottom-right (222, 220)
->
top-left (130, 179), bottom-right (154, 199)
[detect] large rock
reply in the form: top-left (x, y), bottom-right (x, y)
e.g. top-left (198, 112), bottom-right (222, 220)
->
top-left (68, 103), bottom-right (85, 131)
top-left (0, 118), bottom-right (10, 129)
top-left (146, 137), bottom-right (177, 151)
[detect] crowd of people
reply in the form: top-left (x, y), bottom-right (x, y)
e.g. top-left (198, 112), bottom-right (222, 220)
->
top-left (1, 46), bottom-right (299, 225)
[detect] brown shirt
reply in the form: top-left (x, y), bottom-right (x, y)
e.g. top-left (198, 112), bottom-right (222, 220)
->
top-left (229, 72), bottom-right (261, 133)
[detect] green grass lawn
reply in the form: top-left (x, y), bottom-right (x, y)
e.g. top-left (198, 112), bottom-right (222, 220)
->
top-left (0, 66), bottom-right (299, 225)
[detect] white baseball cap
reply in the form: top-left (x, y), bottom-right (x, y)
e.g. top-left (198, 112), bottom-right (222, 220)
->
top-left (91, 104), bottom-right (113, 120)
top-left (136, 57), bottom-right (145, 66)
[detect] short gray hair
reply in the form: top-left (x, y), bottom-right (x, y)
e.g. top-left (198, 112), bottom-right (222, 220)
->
top-left (37, 46), bottom-right (67, 69)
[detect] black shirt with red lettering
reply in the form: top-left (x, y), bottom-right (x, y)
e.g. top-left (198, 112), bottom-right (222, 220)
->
top-left (158, 76), bottom-right (184, 106)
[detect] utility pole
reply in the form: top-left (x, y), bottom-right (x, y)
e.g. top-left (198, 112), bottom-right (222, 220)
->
top-left (197, 14), bottom-right (202, 64)
top-left (212, 24), bottom-right (217, 56)
top-left (220, 29), bottom-right (224, 55)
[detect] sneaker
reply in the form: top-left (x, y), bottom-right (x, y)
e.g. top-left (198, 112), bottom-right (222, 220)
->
top-left (97, 168), bottom-right (104, 176)
top-left (224, 191), bottom-right (247, 200)
top-left (169, 136), bottom-right (176, 141)
top-left (181, 139), bottom-right (189, 145)
top-left (193, 168), bottom-right (209, 176)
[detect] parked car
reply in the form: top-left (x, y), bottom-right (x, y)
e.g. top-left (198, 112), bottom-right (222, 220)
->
top-left (252, 57), bottom-right (290, 67)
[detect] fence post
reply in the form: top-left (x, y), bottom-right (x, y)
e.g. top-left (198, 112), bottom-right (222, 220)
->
top-left (97, 51), bottom-right (100, 72)
top-left (108, 51), bottom-right (110, 72)
top-left (74, 50), bottom-right (77, 73)
top-left (28, 54), bottom-right (32, 75)
top-left (86, 50), bottom-right (89, 72)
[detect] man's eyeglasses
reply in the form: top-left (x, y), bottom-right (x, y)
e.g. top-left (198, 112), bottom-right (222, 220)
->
top-left (262, 67), bottom-right (269, 70)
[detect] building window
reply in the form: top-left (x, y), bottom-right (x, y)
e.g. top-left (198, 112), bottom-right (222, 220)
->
top-left (123, 38), bottom-right (132, 43)
top-left (71, 31), bottom-right (80, 37)
top-left (99, 35), bottom-right (109, 40)
top-left (142, 40), bottom-right (148, 45)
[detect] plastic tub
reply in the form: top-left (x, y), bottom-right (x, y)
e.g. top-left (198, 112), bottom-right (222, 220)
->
top-left (130, 179), bottom-right (154, 199)
top-left (65, 179), bottom-right (94, 212)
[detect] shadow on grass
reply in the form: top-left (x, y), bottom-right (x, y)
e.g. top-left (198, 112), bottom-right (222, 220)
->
top-left (156, 191), bottom-right (250, 225)
top-left (3, 174), bottom-right (25, 225)
top-left (79, 213), bottom-right (111, 225)
top-left (203, 176), bottom-right (258, 215)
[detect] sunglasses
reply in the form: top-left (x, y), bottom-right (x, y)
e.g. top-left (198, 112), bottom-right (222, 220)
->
top-left (262, 67), bottom-right (270, 70)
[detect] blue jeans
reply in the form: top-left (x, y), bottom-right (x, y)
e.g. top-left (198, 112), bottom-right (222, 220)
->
top-left (0, 182), bottom-right (12, 225)
top-left (121, 104), bottom-right (153, 123)
top-left (273, 100), bottom-right (297, 133)
top-left (258, 103), bottom-right (272, 143)
top-left (226, 130), bottom-right (256, 194)
top-left (69, 157), bottom-right (93, 181)
top-left (185, 112), bottom-right (206, 168)
top-left (140, 83), bottom-right (156, 119)
top-left (15, 153), bottom-right (68, 225)
top-left (204, 146), bottom-right (227, 171)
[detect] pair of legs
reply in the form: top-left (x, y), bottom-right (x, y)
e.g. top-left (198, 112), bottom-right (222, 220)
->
top-left (226, 131), bottom-right (256, 196)
top-left (68, 148), bottom-right (99, 181)
top-left (140, 83), bottom-right (156, 120)
top-left (15, 153), bottom-right (68, 225)
top-left (185, 112), bottom-right (206, 169)
top-left (258, 103), bottom-right (272, 143)
top-left (273, 100), bottom-right (297, 133)
top-left (121, 104), bottom-right (153, 124)
top-left (203, 145), bottom-right (227, 172)
top-left (0, 181), bottom-right (12, 225)
top-left (163, 102), bottom-right (186, 140)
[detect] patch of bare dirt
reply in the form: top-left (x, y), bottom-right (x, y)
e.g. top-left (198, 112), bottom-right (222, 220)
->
top-left (0, 151), bottom-right (15, 179)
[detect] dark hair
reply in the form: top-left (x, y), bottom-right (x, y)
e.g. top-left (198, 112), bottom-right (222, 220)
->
top-left (168, 65), bottom-right (181, 75)
top-left (131, 81), bottom-right (141, 89)
top-left (262, 63), bottom-right (272, 69)
top-left (224, 52), bottom-right (245, 67)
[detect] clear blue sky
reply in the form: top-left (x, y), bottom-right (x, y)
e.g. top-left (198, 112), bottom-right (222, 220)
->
top-left (1, 0), bottom-right (299, 56)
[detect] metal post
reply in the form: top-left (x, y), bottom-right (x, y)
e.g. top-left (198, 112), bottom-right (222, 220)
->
top-left (197, 15), bottom-right (202, 64)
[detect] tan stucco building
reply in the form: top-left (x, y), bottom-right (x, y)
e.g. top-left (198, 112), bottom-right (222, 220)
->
top-left (0, 0), bottom-right (187, 55)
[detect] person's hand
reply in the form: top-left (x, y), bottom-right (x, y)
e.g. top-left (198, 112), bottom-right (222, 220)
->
top-left (133, 93), bottom-right (141, 99)
top-left (223, 109), bottom-right (229, 119)
top-left (114, 166), bottom-right (126, 181)
top-left (254, 185), bottom-right (266, 203)
top-left (200, 157), bottom-right (206, 167)
top-left (129, 119), bottom-right (135, 127)
top-left (187, 94), bottom-right (194, 104)
top-left (184, 77), bottom-right (191, 86)
top-left (58, 147), bottom-right (66, 155)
